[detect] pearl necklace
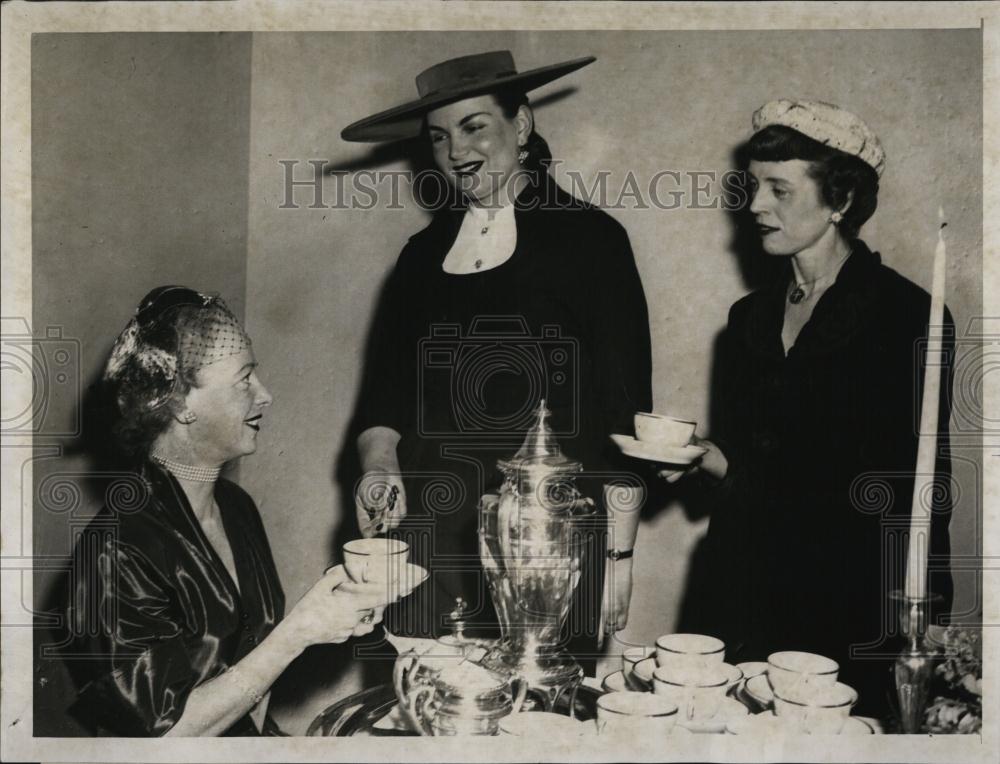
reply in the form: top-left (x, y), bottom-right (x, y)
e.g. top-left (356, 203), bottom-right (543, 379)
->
top-left (151, 453), bottom-right (221, 483)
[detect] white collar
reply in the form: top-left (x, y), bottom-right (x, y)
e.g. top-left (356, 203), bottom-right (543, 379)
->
top-left (466, 200), bottom-right (516, 222)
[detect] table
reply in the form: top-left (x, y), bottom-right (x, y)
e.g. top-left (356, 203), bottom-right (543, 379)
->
top-left (307, 681), bottom-right (602, 736)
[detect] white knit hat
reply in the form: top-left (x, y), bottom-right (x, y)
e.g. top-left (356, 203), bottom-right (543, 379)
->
top-left (752, 99), bottom-right (886, 177)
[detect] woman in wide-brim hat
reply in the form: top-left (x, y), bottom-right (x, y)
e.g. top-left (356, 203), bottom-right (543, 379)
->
top-left (344, 50), bottom-right (653, 659)
top-left (661, 100), bottom-right (954, 719)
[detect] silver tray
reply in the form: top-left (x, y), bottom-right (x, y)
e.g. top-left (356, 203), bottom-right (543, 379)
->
top-left (306, 682), bottom-right (602, 737)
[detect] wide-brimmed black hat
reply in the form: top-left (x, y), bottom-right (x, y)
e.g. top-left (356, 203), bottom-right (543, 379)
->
top-left (341, 50), bottom-right (596, 143)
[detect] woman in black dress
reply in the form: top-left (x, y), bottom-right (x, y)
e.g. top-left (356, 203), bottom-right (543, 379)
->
top-left (70, 286), bottom-right (411, 735)
top-left (342, 51), bottom-right (652, 654)
top-left (665, 100), bottom-right (953, 718)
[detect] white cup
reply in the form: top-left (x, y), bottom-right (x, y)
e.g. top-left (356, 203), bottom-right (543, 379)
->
top-left (596, 691), bottom-right (678, 737)
top-left (622, 646), bottom-right (656, 682)
top-left (772, 681), bottom-right (858, 734)
top-left (634, 412), bottom-right (696, 446)
top-left (652, 665), bottom-right (730, 722)
top-left (766, 651), bottom-right (839, 696)
top-left (736, 661), bottom-right (769, 682)
top-left (343, 538), bottom-right (409, 585)
top-left (655, 633), bottom-right (726, 672)
top-left (720, 662), bottom-right (744, 693)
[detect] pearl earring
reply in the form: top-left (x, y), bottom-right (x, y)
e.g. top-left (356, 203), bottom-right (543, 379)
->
top-left (830, 211), bottom-right (843, 224)
top-left (518, 148), bottom-right (528, 166)
top-left (181, 411), bottom-right (197, 424)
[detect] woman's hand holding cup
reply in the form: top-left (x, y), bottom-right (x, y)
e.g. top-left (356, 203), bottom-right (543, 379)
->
top-left (279, 566), bottom-right (387, 650)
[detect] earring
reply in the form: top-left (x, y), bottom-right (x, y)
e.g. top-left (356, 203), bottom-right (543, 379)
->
top-left (830, 211), bottom-right (843, 224)
top-left (181, 411), bottom-right (197, 424)
top-left (518, 148), bottom-right (528, 166)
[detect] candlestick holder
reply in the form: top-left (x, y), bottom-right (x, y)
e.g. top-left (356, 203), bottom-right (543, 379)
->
top-left (890, 590), bottom-right (942, 733)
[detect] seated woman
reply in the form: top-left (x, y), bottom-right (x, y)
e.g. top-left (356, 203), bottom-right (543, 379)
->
top-left (69, 286), bottom-right (409, 736)
top-left (664, 101), bottom-right (953, 718)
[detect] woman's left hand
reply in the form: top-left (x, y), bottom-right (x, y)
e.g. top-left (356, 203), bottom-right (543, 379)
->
top-left (602, 556), bottom-right (634, 633)
top-left (657, 435), bottom-right (728, 483)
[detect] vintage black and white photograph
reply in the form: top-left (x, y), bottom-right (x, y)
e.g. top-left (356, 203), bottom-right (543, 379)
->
top-left (1, 1), bottom-right (996, 762)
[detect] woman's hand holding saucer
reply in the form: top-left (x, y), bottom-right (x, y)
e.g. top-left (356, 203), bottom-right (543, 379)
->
top-left (657, 435), bottom-right (728, 483)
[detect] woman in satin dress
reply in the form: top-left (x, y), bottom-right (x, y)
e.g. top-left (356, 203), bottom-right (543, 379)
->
top-left (69, 286), bottom-right (414, 735)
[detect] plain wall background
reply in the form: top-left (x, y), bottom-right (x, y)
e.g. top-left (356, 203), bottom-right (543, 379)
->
top-left (32, 30), bottom-right (982, 734)
top-left (31, 32), bottom-right (253, 735)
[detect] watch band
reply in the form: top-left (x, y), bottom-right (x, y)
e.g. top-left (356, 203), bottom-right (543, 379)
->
top-left (607, 548), bottom-right (634, 561)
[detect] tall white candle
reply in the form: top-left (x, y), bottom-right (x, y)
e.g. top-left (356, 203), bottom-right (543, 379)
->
top-left (904, 211), bottom-right (947, 600)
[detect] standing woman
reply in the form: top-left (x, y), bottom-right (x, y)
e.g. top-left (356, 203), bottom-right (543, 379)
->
top-left (342, 51), bottom-right (652, 655)
top-left (670, 101), bottom-right (953, 717)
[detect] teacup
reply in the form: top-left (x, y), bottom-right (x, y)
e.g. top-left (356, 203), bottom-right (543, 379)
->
top-left (652, 665), bottom-right (730, 722)
top-left (634, 412), bottom-right (696, 446)
top-left (622, 646), bottom-right (656, 682)
top-left (736, 661), bottom-right (769, 683)
top-left (601, 671), bottom-right (629, 694)
top-left (343, 538), bottom-right (409, 585)
top-left (766, 651), bottom-right (839, 696)
top-left (720, 663), bottom-right (744, 693)
top-left (596, 691), bottom-right (678, 737)
top-left (772, 681), bottom-right (858, 734)
top-left (655, 633), bottom-right (725, 672)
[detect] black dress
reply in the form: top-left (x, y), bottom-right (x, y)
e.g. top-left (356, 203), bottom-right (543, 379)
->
top-left (356, 174), bottom-right (653, 651)
top-left (702, 240), bottom-right (953, 718)
top-left (68, 463), bottom-right (285, 736)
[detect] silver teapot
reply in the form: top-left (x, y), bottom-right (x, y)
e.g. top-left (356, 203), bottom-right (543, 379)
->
top-left (393, 599), bottom-right (527, 735)
top-left (393, 649), bottom-right (527, 735)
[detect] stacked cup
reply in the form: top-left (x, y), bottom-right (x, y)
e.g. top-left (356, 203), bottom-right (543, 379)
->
top-left (621, 646), bottom-right (655, 690)
top-left (767, 651), bottom-right (857, 733)
top-left (651, 634), bottom-right (742, 723)
top-left (596, 692), bottom-right (678, 738)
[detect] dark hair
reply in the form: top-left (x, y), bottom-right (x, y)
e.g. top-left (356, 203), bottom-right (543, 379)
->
top-left (492, 88), bottom-right (552, 174)
top-left (747, 124), bottom-right (879, 240)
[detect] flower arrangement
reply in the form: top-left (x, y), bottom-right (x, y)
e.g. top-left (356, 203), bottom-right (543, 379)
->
top-left (923, 625), bottom-right (982, 734)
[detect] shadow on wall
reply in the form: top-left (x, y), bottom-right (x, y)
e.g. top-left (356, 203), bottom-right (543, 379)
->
top-left (272, 141), bottom-right (450, 716)
top-left (669, 141), bottom-right (784, 636)
top-left (34, 361), bottom-right (133, 736)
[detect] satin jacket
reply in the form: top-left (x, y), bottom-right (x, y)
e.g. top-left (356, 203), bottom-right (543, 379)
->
top-left (69, 463), bottom-right (285, 736)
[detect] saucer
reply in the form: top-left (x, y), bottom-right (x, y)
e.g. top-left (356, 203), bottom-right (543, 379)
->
top-left (727, 711), bottom-right (877, 735)
top-left (631, 657), bottom-right (656, 689)
top-left (610, 434), bottom-right (708, 465)
top-left (677, 697), bottom-right (749, 733)
top-left (386, 563), bottom-right (430, 599)
top-left (744, 674), bottom-right (774, 707)
top-left (500, 711), bottom-right (588, 737)
top-left (842, 716), bottom-right (877, 735)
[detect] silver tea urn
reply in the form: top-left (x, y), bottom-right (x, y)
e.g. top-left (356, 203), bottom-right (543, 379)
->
top-left (479, 400), bottom-right (593, 711)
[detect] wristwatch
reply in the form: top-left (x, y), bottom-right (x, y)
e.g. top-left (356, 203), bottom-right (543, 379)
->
top-left (607, 548), bottom-right (634, 561)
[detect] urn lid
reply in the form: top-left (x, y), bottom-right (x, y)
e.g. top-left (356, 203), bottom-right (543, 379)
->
top-left (498, 400), bottom-right (582, 475)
